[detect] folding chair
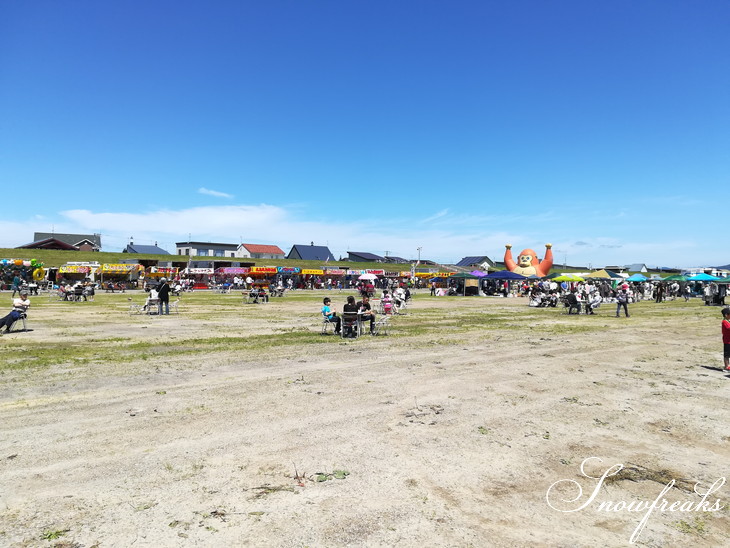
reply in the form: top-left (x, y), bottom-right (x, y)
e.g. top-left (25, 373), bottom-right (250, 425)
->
top-left (321, 316), bottom-right (336, 334)
top-left (372, 315), bottom-right (390, 336)
top-left (128, 298), bottom-right (143, 315)
top-left (6, 311), bottom-right (28, 333)
top-left (146, 298), bottom-right (160, 315)
top-left (341, 311), bottom-right (360, 339)
top-left (73, 286), bottom-right (85, 302)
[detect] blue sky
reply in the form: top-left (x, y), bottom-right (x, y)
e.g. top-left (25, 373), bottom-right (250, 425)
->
top-left (1, 1), bottom-right (728, 267)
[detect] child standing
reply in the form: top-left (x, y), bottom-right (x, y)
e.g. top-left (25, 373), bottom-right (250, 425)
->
top-left (722, 308), bottom-right (730, 371)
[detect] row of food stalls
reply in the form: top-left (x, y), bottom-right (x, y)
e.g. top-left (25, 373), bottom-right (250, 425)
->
top-left (55, 263), bottom-right (180, 287)
top-left (3, 257), bottom-right (457, 289)
top-left (189, 266), bottom-right (458, 289)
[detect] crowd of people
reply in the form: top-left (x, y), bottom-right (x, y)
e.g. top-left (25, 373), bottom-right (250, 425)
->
top-left (321, 287), bottom-right (410, 337)
top-left (4, 269), bottom-right (730, 371)
top-left (520, 279), bottom-right (726, 317)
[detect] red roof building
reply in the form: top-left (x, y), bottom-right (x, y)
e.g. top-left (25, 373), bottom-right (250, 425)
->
top-left (237, 243), bottom-right (286, 259)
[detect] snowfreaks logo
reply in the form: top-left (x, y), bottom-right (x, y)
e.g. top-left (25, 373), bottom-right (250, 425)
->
top-left (545, 457), bottom-right (725, 543)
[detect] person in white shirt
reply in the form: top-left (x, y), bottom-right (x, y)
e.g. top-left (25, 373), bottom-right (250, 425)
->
top-left (0, 291), bottom-right (30, 334)
top-left (143, 286), bottom-right (159, 312)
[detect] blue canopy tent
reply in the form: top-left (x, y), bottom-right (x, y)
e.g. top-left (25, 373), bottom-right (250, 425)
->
top-left (686, 273), bottom-right (719, 281)
top-left (484, 270), bottom-right (527, 280)
top-left (481, 270), bottom-right (527, 296)
top-left (625, 274), bottom-right (648, 282)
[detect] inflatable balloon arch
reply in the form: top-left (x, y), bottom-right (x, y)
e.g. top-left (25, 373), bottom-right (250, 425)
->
top-left (1, 258), bottom-right (46, 286)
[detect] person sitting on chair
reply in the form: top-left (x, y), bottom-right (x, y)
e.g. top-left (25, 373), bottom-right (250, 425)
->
top-left (394, 287), bottom-right (406, 311)
top-left (566, 290), bottom-right (581, 314)
top-left (587, 291), bottom-right (602, 315)
top-left (143, 285), bottom-right (159, 312)
top-left (257, 286), bottom-right (269, 303)
top-left (342, 295), bottom-right (360, 338)
top-left (0, 290), bottom-right (31, 335)
top-left (321, 297), bottom-right (341, 334)
top-left (381, 290), bottom-right (394, 315)
top-left (357, 295), bottom-right (376, 334)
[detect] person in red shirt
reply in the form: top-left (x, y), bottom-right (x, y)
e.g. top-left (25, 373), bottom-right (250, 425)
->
top-left (722, 308), bottom-right (730, 371)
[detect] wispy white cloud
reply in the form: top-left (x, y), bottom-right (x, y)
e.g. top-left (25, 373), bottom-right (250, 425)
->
top-left (198, 187), bottom-right (234, 199)
top-left (420, 209), bottom-right (449, 224)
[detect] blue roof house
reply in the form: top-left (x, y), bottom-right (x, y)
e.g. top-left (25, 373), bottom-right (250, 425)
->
top-left (287, 244), bottom-right (336, 262)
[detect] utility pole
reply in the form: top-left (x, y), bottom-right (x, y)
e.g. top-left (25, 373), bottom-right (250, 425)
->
top-left (417, 247), bottom-right (422, 263)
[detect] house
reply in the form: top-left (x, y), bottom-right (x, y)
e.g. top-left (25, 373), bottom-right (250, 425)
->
top-left (123, 242), bottom-right (170, 255)
top-left (347, 252), bottom-right (384, 263)
top-left (604, 264), bottom-right (648, 273)
top-left (236, 243), bottom-right (285, 260)
top-left (683, 267), bottom-right (730, 278)
top-left (382, 256), bottom-right (410, 264)
top-left (31, 232), bottom-right (102, 251)
top-left (175, 241), bottom-right (239, 258)
top-left (17, 237), bottom-right (81, 251)
top-left (287, 244), bottom-right (335, 262)
top-left (455, 255), bottom-right (496, 270)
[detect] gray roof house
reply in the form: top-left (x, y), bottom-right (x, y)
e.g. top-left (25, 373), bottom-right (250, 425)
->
top-left (33, 232), bottom-right (101, 251)
top-left (347, 252), bottom-right (384, 262)
top-left (123, 242), bottom-right (170, 255)
top-left (287, 244), bottom-right (335, 262)
top-left (455, 255), bottom-right (496, 269)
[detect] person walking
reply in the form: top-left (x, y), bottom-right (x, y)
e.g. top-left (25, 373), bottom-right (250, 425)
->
top-left (722, 308), bottom-right (730, 371)
top-left (616, 285), bottom-right (630, 318)
top-left (11, 271), bottom-right (23, 297)
top-left (655, 283), bottom-right (664, 303)
top-left (157, 277), bottom-right (171, 315)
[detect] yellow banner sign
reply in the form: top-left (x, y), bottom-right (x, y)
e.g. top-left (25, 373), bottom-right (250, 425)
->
top-left (250, 266), bottom-right (277, 274)
top-left (102, 264), bottom-right (141, 273)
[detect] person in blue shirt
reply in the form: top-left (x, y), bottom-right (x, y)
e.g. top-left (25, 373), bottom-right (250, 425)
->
top-left (321, 297), bottom-right (341, 334)
top-left (11, 272), bottom-right (24, 297)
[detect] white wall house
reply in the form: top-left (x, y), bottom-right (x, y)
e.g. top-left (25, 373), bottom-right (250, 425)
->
top-left (175, 241), bottom-right (239, 258)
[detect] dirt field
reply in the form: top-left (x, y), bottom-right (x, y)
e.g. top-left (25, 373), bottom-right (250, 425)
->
top-left (1, 290), bottom-right (729, 547)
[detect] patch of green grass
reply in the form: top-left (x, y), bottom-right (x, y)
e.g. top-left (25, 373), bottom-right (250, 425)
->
top-left (41, 529), bottom-right (69, 540)
top-left (674, 516), bottom-right (707, 536)
top-left (0, 329), bottom-right (342, 372)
